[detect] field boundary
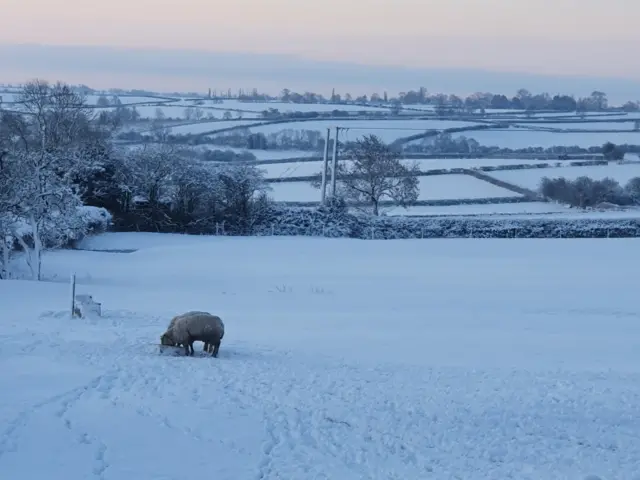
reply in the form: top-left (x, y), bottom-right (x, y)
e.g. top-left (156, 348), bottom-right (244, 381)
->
top-left (257, 209), bottom-right (640, 239)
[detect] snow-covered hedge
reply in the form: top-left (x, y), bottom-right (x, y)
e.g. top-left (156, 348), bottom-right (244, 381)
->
top-left (258, 203), bottom-right (640, 239)
top-left (9, 206), bottom-right (112, 250)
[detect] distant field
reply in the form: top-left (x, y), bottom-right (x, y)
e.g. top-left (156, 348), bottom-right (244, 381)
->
top-left (266, 174), bottom-right (519, 203)
top-left (514, 121), bottom-right (640, 131)
top-left (0, 92), bottom-right (167, 105)
top-left (192, 145), bottom-right (316, 161)
top-left (242, 119), bottom-right (483, 143)
top-left (488, 163), bottom-right (640, 190)
top-left (383, 202), bottom-right (573, 216)
top-left (257, 157), bottom-right (552, 180)
top-left (168, 120), bottom-right (259, 135)
top-left (450, 128), bottom-right (640, 149)
top-left (85, 95), bottom-right (167, 105)
top-left (195, 99), bottom-right (389, 113)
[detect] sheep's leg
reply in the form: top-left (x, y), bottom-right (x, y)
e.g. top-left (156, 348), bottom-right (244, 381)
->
top-left (212, 341), bottom-right (220, 358)
top-left (188, 341), bottom-right (195, 356)
top-left (183, 343), bottom-right (190, 356)
top-left (203, 342), bottom-right (210, 352)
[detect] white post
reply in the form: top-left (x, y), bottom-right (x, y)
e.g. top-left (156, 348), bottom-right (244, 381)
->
top-left (320, 128), bottom-right (330, 204)
top-left (330, 126), bottom-right (339, 197)
top-left (70, 273), bottom-right (76, 318)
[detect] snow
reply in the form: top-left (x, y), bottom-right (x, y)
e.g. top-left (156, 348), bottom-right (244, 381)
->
top-left (194, 146), bottom-right (317, 161)
top-left (215, 100), bottom-right (389, 113)
top-left (247, 119), bottom-right (483, 143)
top-left (168, 120), bottom-right (259, 135)
top-left (265, 181), bottom-right (319, 202)
top-left (488, 164), bottom-right (640, 190)
top-left (386, 204), bottom-right (640, 220)
top-left (455, 128), bottom-right (640, 149)
top-left (2, 233), bottom-right (640, 479)
top-left (0, 92), bottom-right (19, 103)
top-left (514, 122), bottom-right (640, 131)
top-left (416, 175), bottom-right (519, 200)
top-left (128, 105), bottom-right (262, 120)
top-left (384, 201), bottom-right (575, 216)
top-left (0, 94), bottom-right (166, 107)
top-left (258, 157), bottom-right (553, 180)
top-left (85, 95), bottom-right (166, 105)
top-left (266, 175), bottom-right (518, 203)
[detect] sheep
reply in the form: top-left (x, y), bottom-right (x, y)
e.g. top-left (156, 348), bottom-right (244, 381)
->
top-left (165, 311), bottom-right (214, 352)
top-left (160, 311), bottom-right (225, 357)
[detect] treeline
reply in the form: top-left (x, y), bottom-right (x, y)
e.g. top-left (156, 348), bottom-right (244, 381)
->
top-left (0, 80), bottom-right (283, 280)
top-left (23, 82), bottom-right (640, 112)
top-left (117, 125), bottom-right (637, 160)
top-left (223, 87), bottom-right (638, 112)
top-left (539, 176), bottom-right (640, 208)
top-left (117, 128), bottom-right (330, 154)
top-left (403, 134), bottom-right (637, 157)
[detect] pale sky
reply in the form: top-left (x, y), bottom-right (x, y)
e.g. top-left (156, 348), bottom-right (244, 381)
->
top-left (2, 0), bottom-right (640, 78)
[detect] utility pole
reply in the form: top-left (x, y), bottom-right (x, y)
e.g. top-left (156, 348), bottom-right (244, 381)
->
top-left (320, 128), bottom-right (330, 204)
top-left (330, 126), bottom-right (339, 197)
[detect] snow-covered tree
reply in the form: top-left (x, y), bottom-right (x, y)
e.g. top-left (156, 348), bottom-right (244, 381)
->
top-left (215, 163), bottom-right (272, 234)
top-left (3, 150), bottom-right (83, 280)
top-left (0, 159), bottom-right (15, 278)
top-left (312, 135), bottom-right (420, 216)
top-left (625, 177), bottom-right (640, 205)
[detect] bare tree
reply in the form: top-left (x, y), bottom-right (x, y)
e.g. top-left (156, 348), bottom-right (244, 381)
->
top-left (16, 80), bottom-right (96, 152)
top-left (315, 135), bottom-right (419, 215)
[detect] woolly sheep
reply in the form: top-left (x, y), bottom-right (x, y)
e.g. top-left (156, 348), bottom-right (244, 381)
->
top-left (165, 311), bottom-right (214, 352)
top-left (161, 311), bottom-right (225, 357)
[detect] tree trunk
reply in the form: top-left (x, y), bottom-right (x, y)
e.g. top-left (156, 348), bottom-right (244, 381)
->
top-left (29, 214), bottom-right (43, 281)
top-left (0, 236), bottom-right (9, 279)
top-left (15, 232), bottom-right (36, 280)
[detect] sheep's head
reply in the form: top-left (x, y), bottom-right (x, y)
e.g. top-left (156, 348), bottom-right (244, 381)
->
top-left (160, 331), bottom-right (176, 346)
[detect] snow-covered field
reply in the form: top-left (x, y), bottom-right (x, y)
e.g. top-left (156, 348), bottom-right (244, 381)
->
top-left (245, 119), bottom-right (483, 143)
top-left (453, 128), bottom-right (640, 149)
top-left (514, 121), bottom-right (640, 131)
top-left (167, 120), bottom-right (259, 135)
top-left (191, 99), bottom-right (389, 113)
top-left (2, 232), bottom-right (640, 479)
top-left (0, 93), bottom-right (167, 106)
top-left (128, 105), bottom-right (257, 120)
top-left (86, 95), bottom-right (168, 105)
top-left (385, 203), bottom-right (640, 219)
top-left (266, 175), bottom-right (519, 203)
top-left (258, 157), bottom-right (553, 180)
top-left (383, 201), bottom-right (575, 216)
top-left (488, 163), bottom-right (640, 190)
top-left (195, 145), bottom-right (317, 161)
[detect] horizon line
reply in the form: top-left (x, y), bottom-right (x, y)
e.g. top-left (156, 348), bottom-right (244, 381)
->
top-left (2, 41), bottom-right (639, 84)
